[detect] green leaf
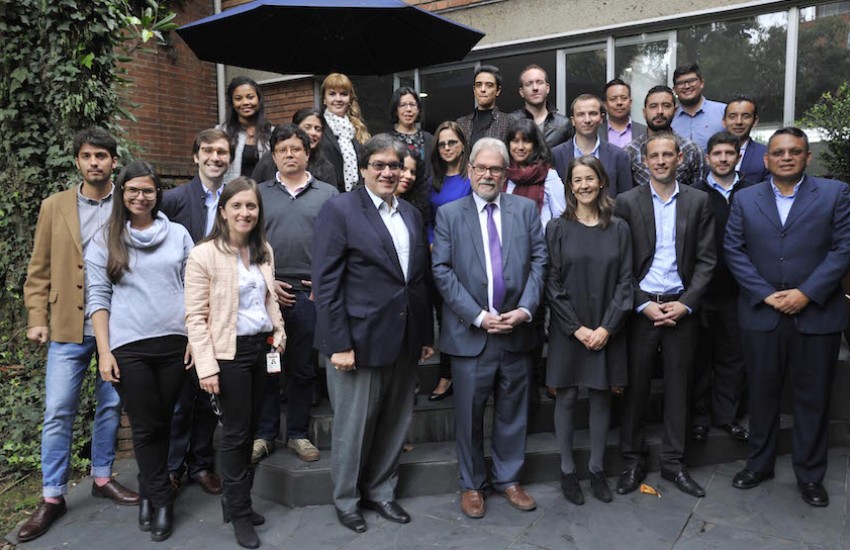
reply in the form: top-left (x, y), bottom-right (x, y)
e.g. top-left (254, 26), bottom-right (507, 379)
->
top-left (79, 53), bottom-right (95, 69)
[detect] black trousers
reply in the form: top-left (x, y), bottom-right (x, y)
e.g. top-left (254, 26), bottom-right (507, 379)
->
top-left (113, 335), bottom-right (187, 507)
top-left (692, 299), bottom-right (747, 427)
top-left (217, 335), bottom-right (268, 487)
top-left (620, 313), bottom-right (697, 470)
top-left (743, 318), bottom-right (840, 483)
top-left (167, 367), bottom-right (217, 478)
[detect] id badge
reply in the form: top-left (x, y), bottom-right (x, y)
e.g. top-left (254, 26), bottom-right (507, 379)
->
top-left (266, 351), bottom-right (281, 373)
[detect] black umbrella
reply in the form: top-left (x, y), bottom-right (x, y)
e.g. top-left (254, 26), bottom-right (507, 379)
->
top-left (176, 0), bottom-right (485, 75)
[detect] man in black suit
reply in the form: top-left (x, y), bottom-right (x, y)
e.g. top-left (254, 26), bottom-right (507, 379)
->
top-left (551, 93), bottom-right (633, 197)
top-left (690, 131), bottom-right (754, 444)
top-left (509, 64), bottom-right (573, 148)
top-left (312, 134), bottom-right (434, 533)
top-left (160, 128), bottom-right (230, 496)
top-left (456, 65), bottom-right (512, 149)
top-left (722, 95), bottom-right (769, 184)
top-left (614, 132), bottom-right (716, 498)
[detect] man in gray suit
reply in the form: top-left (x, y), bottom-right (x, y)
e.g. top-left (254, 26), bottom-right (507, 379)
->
top-left (432, 138), bottom-right (548, 519)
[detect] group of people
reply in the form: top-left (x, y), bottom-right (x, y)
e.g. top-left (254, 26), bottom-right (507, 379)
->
top-left (17, 59), bottom-right (850, 547)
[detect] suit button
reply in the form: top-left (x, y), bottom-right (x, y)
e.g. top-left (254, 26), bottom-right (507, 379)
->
top-left (400, 311), bottom-right (407, 318)
top-left (78, 264), bottom-right (83, 269)
top-left (77, 305), bottom-right (83, 310)
top-left (780, 257), bottom-right (784, 262)
top-left (77, 284), bottom-right (83, 289)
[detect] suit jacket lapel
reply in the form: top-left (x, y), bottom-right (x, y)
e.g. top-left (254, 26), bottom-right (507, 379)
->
top-left (675, 188), bottom-right (689, 264)
top-left (782, 176), bottom-right (817, 230)
top-left (190, 177), bottom-right (207, 241)
top-left (58, 192), bottom-right (83, 255)
top-left (754, 184), bottom-right (783, 230)
top-left (637, 186), bottom-right (656, 253)
top-left (399, 203), bottom-right (419, 279)
top-left (461, 196), bottom-right (487, 274)
top-left (500, 196), bottom-right (514, 265)
top-left (358, 189), bottom-right (405, 281)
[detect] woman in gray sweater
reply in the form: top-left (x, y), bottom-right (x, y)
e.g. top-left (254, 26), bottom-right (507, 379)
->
top-left (86, 160), bottom-right (193, 543)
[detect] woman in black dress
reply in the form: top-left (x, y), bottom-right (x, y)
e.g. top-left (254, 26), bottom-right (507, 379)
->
top-left (545, 155), bottom-right (633, 506)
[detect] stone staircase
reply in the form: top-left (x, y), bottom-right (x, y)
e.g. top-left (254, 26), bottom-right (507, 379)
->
top-left (254, 355), bottom-right (850, 507)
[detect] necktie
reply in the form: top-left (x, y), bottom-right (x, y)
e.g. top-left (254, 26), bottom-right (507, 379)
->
top-left (485, 203), bottom-right (505, 312)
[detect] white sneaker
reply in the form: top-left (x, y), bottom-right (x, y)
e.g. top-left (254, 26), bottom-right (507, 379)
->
top-left (287, 438), bottom-right (320, 462)
top-left (251, 439), bottom-right (273, 463)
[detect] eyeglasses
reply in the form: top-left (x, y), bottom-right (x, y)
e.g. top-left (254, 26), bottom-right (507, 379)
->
top-left (274, 146), bottom-right (305, 155)
top-left (674, 77), bottom-right (701, 88)
top-left (199, 146), bottom-right (229, 157)
top-left (123, 186), bottom-right (158, 198)
top-left (470, 164), bottom-right (505, 177)
top-left (398, 102), bottom-right (418, 109)
top-left (368, 161), bottom-right (402, 172)
top-left (437, 139), bottom-right (460, 149)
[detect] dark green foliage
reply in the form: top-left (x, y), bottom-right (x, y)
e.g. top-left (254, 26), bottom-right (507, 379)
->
top-left (801, 82), bottom-right (850, 184)
top-left (0, 0), bottom-right (177, 475)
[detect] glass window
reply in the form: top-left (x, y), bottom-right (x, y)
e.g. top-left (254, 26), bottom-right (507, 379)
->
top-left (563, 45), bottom-right (607, 110)
top-left (419, 66), bottom-right (475, 134)
top-left (349, 75), bottom-right (395, 135)
top-left (615, 36), bottom-right (673, 124)
top-left (479, 51), bottom-right (558, 116)
top-left (676, 12), bottom-right (788, 128)
top-left (796, 3), bottom-right (850, 119)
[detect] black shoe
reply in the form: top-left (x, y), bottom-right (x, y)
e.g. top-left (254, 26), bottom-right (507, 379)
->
top-left (233, 517), bottom-right (260, 548)
top-left (662, 469), bottom-right (705, 498)
top-left (691, 425), bottom-right (709, 443)
top-left (428, 379), bottom-right (453, 401)
top-left (717, 422), bottom-right (749, 442)
top-left (589, 471), bottom-right (613, 503)
top-left (798, 481), bottom-right (829, 507)
top-left (560, 473), bottom-right (584, 505)
top-left (150, 504), bottom-right (173, 542)
top-left (361, 500), bottom-right (411, 523)
top-left (139, 499), bottom-right (152, 532)
top-left (336, 508), bottom-right (367, 533)
top-left (732, 468), bottom-right (774, 489)
top-left (221, 496), bottom-right (265, 525)
top-left (616, 465), bottom-right (646, 495)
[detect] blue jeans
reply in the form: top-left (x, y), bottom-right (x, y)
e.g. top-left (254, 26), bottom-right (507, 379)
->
top-left (41, 337), bottom-right (121, 498)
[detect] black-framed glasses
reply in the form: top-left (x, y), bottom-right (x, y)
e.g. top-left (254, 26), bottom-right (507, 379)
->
top-left (674, 77), bottom-right (701, 88)
top-left (368, 161), bottom-right (402, 172)
top-left (123, 186), bottom-right (158, 198)
top-left (470, 164), bottom-right (505, 177)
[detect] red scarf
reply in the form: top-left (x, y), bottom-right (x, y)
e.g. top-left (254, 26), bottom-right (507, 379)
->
top-left (505, 161), bottom-right (549, 213)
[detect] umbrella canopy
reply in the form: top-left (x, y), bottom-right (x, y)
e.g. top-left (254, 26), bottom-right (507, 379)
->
top-left (177, 0), bottom-right (485, 75)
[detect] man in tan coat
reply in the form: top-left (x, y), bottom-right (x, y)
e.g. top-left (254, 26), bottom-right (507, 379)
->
top-left (17, 128), bottom-right (139, 543)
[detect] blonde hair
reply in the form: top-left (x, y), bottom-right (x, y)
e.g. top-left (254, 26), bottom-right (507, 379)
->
top-left (321, 73), bottom-right (371, 144)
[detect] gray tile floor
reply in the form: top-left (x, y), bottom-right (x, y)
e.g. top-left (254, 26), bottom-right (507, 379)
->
top-left (6, 448), bottom-right (849, 549)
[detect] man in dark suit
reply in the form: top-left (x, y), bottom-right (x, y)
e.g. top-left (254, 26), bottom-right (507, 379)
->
top-left (312, 134), bottom-right (434, 532)
top-left (601, 78), bottom-right (647, 148)
top-left (509, 64), bottom-right (573, 148)
top-left (723, 95), bottom-right (769, 183)
top-left (614, 132), bottom-right (716, 498)
top-left (552, 93), bottom-right (634, 197)
top-left (691, 131), bottom-right (754, 444)
top-left (456, 65), bottom-right (512, 149)
top-left (725, 127), bottom-right (850, 507)
top-left (432, 138), bottom-right (547, 519)
top-left (160, 128), bottom-right (230, 496)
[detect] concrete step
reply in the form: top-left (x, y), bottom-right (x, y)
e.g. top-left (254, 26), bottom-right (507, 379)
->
top-left (254, 415), bottom-right (849, 507)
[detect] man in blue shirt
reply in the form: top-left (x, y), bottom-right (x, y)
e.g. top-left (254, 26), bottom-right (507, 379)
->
top-left (671, 63), bottom-right (725, 153)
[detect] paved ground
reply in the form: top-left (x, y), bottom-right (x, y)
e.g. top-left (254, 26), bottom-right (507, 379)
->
top-left (6, 447), bottom-right (849, 549)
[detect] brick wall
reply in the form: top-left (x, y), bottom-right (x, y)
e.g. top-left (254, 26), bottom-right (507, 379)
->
top-left (262, 79), bottom-right (315, 126)
top-left (121, 0), bottom-right (218, 181)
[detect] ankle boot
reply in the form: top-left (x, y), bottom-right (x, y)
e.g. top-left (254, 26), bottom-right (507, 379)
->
top-left (139, 499), bottom-right (152, 532)
top-left (150, 503), bottom-right (173, 542)
top-left (233, 517), bottom-right (260, 548)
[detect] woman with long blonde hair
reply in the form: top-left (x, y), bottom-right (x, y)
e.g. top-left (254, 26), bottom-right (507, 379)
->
top-left (318, 73), bottom-right (370, 192)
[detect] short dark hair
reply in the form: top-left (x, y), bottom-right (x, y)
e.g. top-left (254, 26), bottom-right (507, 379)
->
top-left (768, 127), bottom-right (810, 153)
top-left (644, 85), bottom-right (675, 107)
top-left (270, 124), bottom-right (311, 156)
top-left (673, 63), bottom-right (703, 83)
top-left (474, 64), bottom-right (502, 88)
top-left (642, 131), bottom-right (681, 156)
top-left (389, 86), bottom-right (422, 124)
top-left (359, 133), bottom-right (406, 170)
top-left (724, 94), bottom-right (759, 118)
top-left (73, 127), bottom-right (118, 158)
top-left (570, 93), bottom-right (604, 117)
top-left (192, 128), bottom-right (231, 156)
top-left (503, 117), bottom-right (552, 165)
top-left (706, 131), bottom-right (741, 155)
top-left (604, 78), bottom-right (631, 97)
top-left (518, 64), bottom-right (548, 86)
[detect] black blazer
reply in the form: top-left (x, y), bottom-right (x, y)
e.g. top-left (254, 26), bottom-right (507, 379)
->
top-left (318, 127), bottom-right (364, 193)
top-left (614, 183), bottom-right (716, 311)
top-left (161, 175), bottom-right (207, 243)
top-left (312, 187), bottom-right (433, 366)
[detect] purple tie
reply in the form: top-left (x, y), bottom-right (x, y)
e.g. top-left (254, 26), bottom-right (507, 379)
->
top-left (485, 203), bottom-right (505, 312)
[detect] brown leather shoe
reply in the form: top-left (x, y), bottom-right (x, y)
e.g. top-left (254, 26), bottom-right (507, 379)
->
top-left (501, 484), bottom-right (536, 511)
top-left (191, 470), bottom-right (223, 495)
top-left (91, 479), bottom-right (140, 505)
top-left (169, 472), bottom-right (182, 493)
top-left (17, 499), bottom-right (67, 542)
top-left (460, 490), bottom-right (485, 519)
